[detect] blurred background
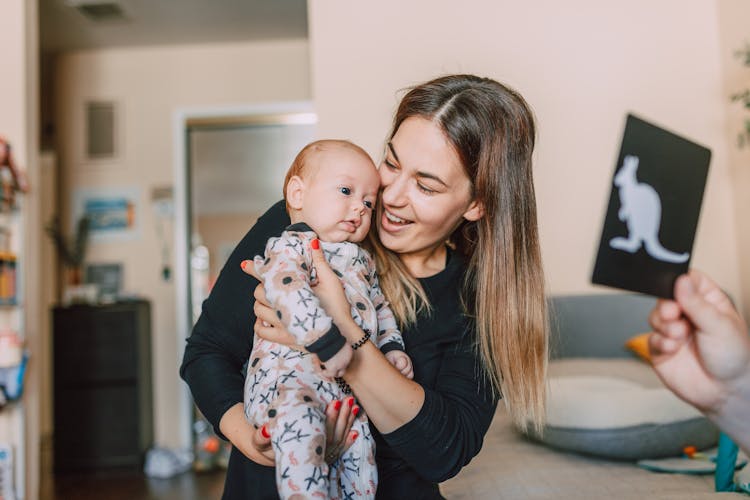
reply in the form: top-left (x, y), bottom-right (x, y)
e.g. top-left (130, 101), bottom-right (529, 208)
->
top-left (1, 1), bottom-right (749, 498)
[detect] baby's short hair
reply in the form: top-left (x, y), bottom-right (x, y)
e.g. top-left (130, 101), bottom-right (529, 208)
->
top-left (283, 139), bottom-right (371, 212)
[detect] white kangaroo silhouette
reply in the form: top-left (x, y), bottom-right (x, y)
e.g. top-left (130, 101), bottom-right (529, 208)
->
top-left (609, 155), bottom-right (689, 264)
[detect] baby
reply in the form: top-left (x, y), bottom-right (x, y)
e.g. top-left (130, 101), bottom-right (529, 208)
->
top-left (244, 139), bottom-right (413, 499)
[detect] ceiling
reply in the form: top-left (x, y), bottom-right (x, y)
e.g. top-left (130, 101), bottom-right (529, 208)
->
top-left (39, 0), bottom-right (308, 54)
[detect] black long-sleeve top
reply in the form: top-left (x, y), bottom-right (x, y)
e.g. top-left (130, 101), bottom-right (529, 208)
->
top-left (179, 201), bottom-right (498, 499)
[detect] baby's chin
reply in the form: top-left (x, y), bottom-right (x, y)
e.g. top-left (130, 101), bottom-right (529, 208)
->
top-left (319, 229), bottom-right (368, 245)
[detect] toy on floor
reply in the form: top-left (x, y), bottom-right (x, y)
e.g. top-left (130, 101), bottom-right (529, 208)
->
top-left (637, 433), bottom-right (749, 494)
top-left (193, 417), bottom-right (231, 471)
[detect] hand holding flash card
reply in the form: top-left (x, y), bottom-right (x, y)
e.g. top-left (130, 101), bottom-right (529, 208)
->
top-left (592, 114), bottom-right (711, 298)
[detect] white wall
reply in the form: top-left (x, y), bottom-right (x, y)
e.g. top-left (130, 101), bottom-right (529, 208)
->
top-left (717, 0), bottom-right (750, 318)
top-left (55, 39), bottom-right (311, 447)
top-left (308, 0), bottom-right (743, 305)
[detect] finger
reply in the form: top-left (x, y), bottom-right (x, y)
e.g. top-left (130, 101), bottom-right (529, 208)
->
top-left (241, 259), bottom-right (261, 280)
top-left (674, 273), bottom-right (730, 333)
top-left (688, 270), bottom-right (737, 315)
top-left (649, 300), bottom-right (678, 332)
top-left (341, 429), bottom-right (360, 455)
top-left (657, 299), bottom-right (682, 321)
top-left (333, 396), bottom-right (354, 446)
top-left (325, 399), bottom-right (343, 441)
top-left (309, 238), bottom-right (336, 281)
top-left (403, 359), bottom-right (414, 378)
top-left (253, 298), bottom-right (278, 325)
top-left (648, 331), bottom-right (682, 356)
top-left (665, 318), bottom-right (690, 340)
top-left (253, 283), bottom-right (271, 307)
top-left (252, 424), bottom-right (272, 451)
top-left (254, 317), bottom-right (298, 346)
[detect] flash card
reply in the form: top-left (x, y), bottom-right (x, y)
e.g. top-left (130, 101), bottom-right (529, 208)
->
top-left (591, 114), bottom-right (711, 298)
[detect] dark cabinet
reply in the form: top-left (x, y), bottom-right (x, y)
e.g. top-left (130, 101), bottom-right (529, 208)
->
top-left (53, 300), bottom-right (153, 471)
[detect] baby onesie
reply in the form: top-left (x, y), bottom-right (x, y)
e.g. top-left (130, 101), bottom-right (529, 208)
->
top-left (244, 222), bottom-right (404, 500)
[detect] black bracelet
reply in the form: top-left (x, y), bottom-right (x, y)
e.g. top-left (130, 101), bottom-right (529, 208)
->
top-left (351, 330), bottom-right (372, 350)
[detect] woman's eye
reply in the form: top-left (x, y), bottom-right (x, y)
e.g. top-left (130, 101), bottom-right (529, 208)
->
top-left (339, 186), bottom-right (351, 195)
top-left (384, 159), bottom-right (398, 170)
top-left (417, 183), bottom-right (436, 195)
top-left (363, 200), bottom-right (373, 209)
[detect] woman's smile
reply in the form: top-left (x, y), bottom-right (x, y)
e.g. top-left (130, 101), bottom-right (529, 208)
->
top-left (381, 209), bottom-right (413, 231)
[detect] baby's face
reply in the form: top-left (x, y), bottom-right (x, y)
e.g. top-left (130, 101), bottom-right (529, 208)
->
top-left (301, 147), bottom-right (380, 243)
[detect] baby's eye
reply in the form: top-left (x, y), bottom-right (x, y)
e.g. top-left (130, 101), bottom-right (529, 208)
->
top-left (339, 186), bottom-right (351, 195)
top-left (363, 200), bottom-right (373, 209)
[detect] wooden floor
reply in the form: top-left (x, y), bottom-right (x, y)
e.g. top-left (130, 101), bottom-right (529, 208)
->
top-left (37, 437), bottom-right (227, 500)
top-left (39, 467), bottom-right (227, 500)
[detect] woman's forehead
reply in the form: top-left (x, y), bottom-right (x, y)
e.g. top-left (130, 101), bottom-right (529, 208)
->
top-left (390, 117), bottom-right (466, 181)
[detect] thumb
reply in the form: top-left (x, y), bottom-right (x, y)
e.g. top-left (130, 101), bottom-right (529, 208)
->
top-left (674, 274), bottom-right (724, 333)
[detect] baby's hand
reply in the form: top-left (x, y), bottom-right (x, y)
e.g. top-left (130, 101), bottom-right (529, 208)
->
top-left (320, 344), bottom-right (354, 379)
top-left (385, 350), bottom-right (414, 379)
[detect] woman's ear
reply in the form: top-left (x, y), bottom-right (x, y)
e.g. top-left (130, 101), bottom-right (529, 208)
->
top-left (462, 199), bottom-right (485, 222)
top-left (286, 175), bottom-right (305, 211)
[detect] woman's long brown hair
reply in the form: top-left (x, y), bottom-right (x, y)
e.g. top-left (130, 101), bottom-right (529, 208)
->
top-left (372, 74), bottom-right (548, 433)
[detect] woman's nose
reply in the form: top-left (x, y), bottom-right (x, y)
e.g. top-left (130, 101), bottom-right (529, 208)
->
top-left (381, 175), bottom-right (407, 206)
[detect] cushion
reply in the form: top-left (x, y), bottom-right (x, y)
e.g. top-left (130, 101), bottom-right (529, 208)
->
top-left (525, 358), bottom-right (718, 461)
top-left (625, 332), bottom-right (653, 362)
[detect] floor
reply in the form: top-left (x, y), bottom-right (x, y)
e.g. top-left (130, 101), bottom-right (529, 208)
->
top-left (39, 453), bottom-right (227, 500)
top-left (440, 409), bottom-right (744, 500)
top-left (36, 433), bottom-right (225, 500)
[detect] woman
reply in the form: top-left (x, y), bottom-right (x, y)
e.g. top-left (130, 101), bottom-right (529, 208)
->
top-left (180, 74), bottom-right (549, 499)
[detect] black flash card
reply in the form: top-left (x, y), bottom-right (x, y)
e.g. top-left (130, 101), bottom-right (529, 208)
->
top-left (591, 114), bottom-right (711, 298)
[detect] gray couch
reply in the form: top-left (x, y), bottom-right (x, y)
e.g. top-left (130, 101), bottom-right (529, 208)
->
top-left (440, 293), bottom-right (743, 499)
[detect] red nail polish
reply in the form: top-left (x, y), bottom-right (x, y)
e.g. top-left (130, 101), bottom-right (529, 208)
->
top-left (261, 425), bottom-right (270, 439)
top-left (352, 406), bottom-right (360, 417)
top-left (241, 260), bottom-right (247, 270)
top-left (311, 238), bottom-right (320, 250)
top-left (347, 397), bottom-right (354, 407)
top-left (351, 431), bottom-right (359, 441)
top-left (334, 400), bottom-right (342, 411)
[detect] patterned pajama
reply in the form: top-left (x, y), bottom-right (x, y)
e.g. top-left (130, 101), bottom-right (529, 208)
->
top-left (244, 224), bottom-right (404, 500)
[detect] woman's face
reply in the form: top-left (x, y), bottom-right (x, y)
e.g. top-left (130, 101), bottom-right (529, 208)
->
top-left (376, 116), bottom-right (483, 259)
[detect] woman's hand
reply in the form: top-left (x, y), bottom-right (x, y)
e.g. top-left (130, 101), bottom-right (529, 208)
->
top-left (241, 259), bottom-right (298, 347)
top-left (308, 239), bottom-right (359, 337)
top-left (242, 239), bottom-right (356, 340)
top-left (219, 403), bottom-right (275, 466)
top-left (220, 399), bottom-right (362, 466)
top-left (323, 396), bottom-right (362, 464)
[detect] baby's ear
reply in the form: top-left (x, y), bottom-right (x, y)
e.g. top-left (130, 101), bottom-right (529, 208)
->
top-left (286, 175), bottom-right (305, 211)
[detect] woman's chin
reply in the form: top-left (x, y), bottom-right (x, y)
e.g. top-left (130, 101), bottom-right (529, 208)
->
top-left (377, 226), bottom-right (412, 253)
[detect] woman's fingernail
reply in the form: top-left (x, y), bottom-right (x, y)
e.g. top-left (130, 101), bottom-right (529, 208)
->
top-left (347, 397), bottom-right (354, 407)
top-left (260, 425), bottom-right (270, 439)
top-left (311, 238), bottom-right (320, 250)
top-left (351, 431), bottom-right (359, 441)
top-left (334, 400), bottom-right (342, 411)
top-left (241, 260), bottom-right (248, 270)
top-left (352, 406), bottom-right (360, 417)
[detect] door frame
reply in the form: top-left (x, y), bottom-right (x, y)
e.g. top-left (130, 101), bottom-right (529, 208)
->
top-left (172, 101), bottom-right (316, 448)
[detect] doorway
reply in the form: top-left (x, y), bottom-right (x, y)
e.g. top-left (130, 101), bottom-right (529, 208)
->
top-left (173, 103), bottom-right (316, 451)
